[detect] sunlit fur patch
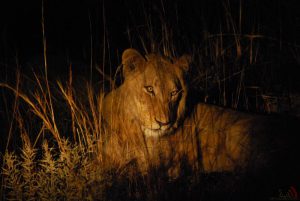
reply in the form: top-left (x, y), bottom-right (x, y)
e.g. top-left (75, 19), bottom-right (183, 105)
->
top-left (142, 127), bottom-right (165, 138)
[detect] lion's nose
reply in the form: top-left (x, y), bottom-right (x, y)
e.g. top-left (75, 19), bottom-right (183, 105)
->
top-left (155, 118), bottom-right (171, 127)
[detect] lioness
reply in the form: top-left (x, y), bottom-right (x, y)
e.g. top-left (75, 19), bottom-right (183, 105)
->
top-left (102, 48), bottom-right (298, 174)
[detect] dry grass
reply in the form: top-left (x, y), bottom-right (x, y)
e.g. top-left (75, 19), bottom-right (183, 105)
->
top-left (2, 138), bottom-right (106, 200)
top-left (0, 74), bottom-right (107, 200)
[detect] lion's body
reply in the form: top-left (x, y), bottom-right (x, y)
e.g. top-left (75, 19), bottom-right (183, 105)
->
top-left (101, 49), bottom-right (298, 175)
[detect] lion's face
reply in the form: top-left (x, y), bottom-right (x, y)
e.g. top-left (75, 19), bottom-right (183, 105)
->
top-left (120, 49), bottom-right (191, 137)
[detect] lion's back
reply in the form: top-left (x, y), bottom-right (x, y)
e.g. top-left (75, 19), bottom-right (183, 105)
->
top-left (171, 103), bottom-right (299, 173)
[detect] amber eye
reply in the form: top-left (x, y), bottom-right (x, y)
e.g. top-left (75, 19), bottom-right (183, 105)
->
top-left (145, 86), bottom-right (154, 94)
top-left (171, 89), bottom-right (179, 97)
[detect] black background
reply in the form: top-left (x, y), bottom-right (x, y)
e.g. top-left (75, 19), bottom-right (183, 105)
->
top-left (0, 0), bottom-right (299, 71)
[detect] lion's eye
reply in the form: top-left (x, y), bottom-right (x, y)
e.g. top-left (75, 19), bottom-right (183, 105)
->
top-left (171, 89), bottom-right (179, 97)
top-left (145, 86), bottom-right (154, 94)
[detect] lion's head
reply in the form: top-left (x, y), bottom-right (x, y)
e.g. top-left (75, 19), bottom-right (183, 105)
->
top-left (102, 48), bottom-right (191, 138)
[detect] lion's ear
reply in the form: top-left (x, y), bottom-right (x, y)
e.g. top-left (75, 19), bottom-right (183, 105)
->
top-left (122, 48), bottom-right (145, 78)
top-left (175, 55), bottom-right (192, 72)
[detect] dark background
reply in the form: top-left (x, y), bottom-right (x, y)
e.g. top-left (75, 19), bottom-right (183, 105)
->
top-left (1, 0), bottom-right (299, 71)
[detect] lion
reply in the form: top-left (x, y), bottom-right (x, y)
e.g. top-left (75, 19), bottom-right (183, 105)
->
top-left (101, 48), bottom-right (298, 175)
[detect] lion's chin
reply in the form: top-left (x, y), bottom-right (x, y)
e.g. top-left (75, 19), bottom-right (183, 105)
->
top-left (142, 126), bottom-right (173, 138)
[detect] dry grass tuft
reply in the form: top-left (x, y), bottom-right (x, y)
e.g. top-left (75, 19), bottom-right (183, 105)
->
top-left (1, 71), bottom-right (109, 200)
top-left (2, 137), bottom-right (106, 200)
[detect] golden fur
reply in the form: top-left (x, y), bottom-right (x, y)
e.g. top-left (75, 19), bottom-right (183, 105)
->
top-left (101, 48), bottom-right (296, 174)
top-left (102, 48), bottom-right (190, 138)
